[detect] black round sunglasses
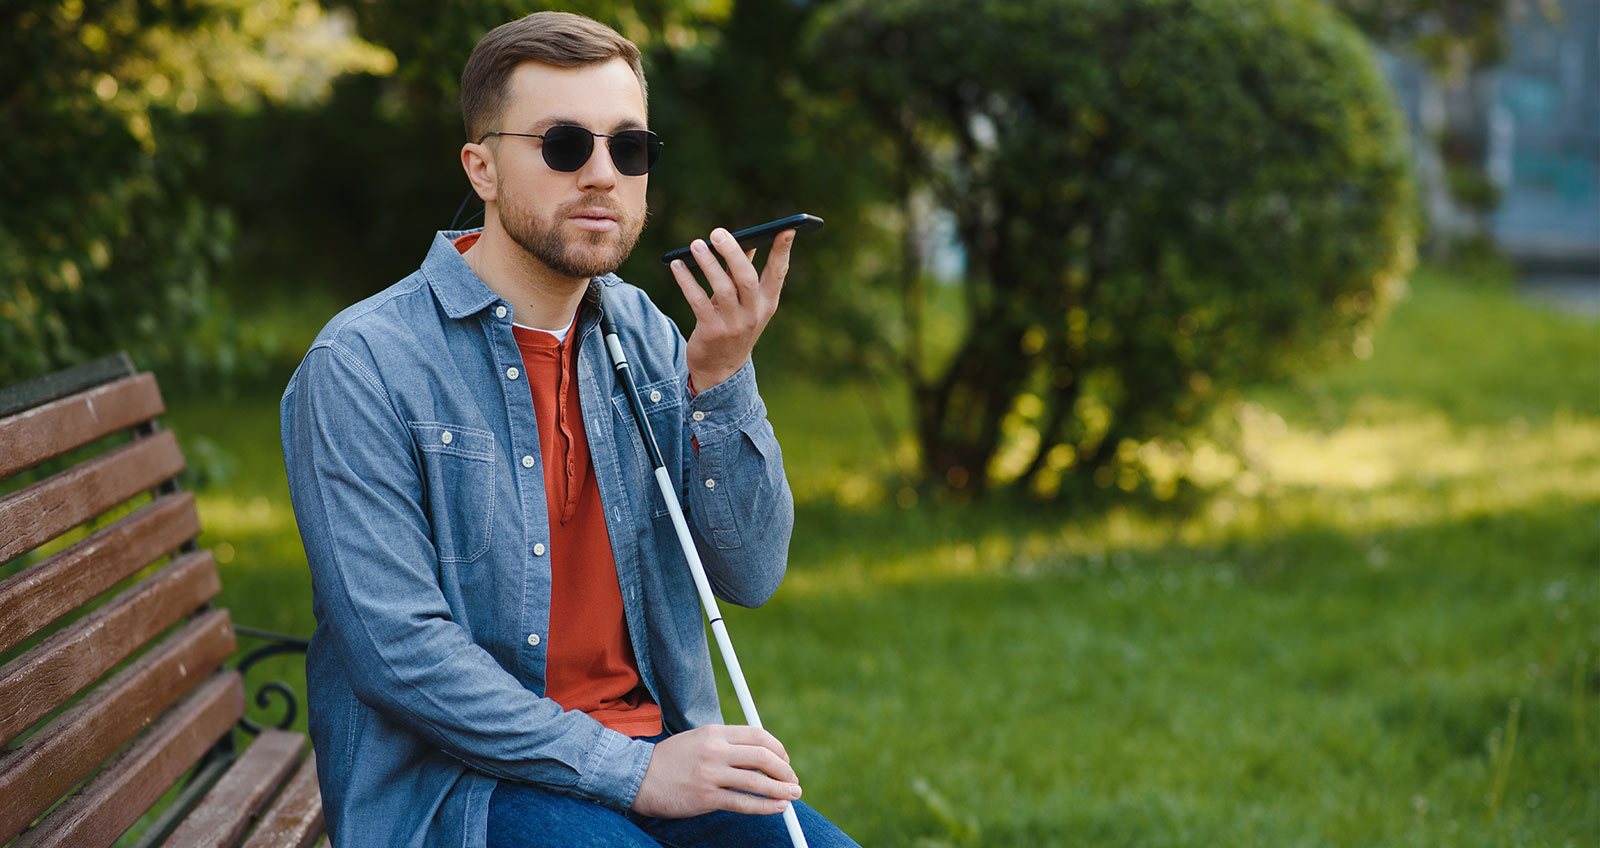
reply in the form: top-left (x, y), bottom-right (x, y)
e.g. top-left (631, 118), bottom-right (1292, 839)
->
top-left (478, 125), bottom-right (663, 176)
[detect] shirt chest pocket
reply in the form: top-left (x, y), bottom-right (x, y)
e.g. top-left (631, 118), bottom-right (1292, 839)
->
top-left (611, 376), bottom-right (684, 518)
top-left (408, 422), bottom-right (496, 564)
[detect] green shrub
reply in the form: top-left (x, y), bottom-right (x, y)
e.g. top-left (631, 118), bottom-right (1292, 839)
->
top-left (809, 0), bottom-right (1417, 496)
top-left (0, 0), bottom-right (389, 386)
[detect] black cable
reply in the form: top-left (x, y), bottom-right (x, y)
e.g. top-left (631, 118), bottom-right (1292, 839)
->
top-left (450, 188), bottom-right (483, 230)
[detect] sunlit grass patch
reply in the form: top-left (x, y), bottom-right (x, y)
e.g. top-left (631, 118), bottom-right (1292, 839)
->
top-left (198, 492), bottom-right (289, 537)
top-left (734, 499), bottom-right (1599, 846)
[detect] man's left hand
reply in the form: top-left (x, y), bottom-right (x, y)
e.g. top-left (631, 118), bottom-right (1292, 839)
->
top-left (671, 227), bottom-right (794, 393)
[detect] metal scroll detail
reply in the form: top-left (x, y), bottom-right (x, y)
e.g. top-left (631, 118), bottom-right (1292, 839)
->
top-left (233, 626), bottom-right (311, 736)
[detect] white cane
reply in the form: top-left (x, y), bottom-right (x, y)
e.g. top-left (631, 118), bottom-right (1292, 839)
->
top-left (598, 290), bottom-right (809, 848)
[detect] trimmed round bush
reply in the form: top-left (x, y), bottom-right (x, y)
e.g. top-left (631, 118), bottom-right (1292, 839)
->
top-left (810, 0), bottom-right (1416, 495)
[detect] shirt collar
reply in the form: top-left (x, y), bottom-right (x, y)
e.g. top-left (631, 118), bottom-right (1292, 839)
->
top-left (423, 229), bottom-right (617, 329)
top-left (424, 229), bottom-right (501, 319)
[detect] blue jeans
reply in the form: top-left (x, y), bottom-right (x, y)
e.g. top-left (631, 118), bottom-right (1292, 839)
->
top-left (487, 770), bottom-right (860, 848)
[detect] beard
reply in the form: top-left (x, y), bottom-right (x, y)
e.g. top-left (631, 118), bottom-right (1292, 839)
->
top-left (498, 189), bottom-right (646, 280)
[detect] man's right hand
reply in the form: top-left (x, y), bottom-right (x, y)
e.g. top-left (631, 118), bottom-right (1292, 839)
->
top-left (629, 724), bottom-right (802, 818)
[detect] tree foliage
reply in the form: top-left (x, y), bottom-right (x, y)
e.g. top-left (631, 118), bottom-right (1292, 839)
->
top-left (0, 0), bottom-right (390, 384)
top-left (5, 0), bottom-right (1423, 508)
top-left (181, 1), bottom-right (799, 297)
top-left (182, 0), bottom-right (894, 374)
top-left (809, 0), bottom-right (1417, 496)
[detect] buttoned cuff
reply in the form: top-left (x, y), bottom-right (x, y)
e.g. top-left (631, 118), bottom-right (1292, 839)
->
top-left (685, 358), bottom-right (762, 442)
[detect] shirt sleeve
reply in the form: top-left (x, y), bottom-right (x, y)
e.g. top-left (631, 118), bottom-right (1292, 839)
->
top-left (281, 342), bottom-right (653, 809)
top-left (680, 356), bottom-right (796, 608)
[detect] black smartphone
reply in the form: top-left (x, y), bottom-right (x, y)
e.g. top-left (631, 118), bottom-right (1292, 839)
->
top-left (660, 213), bottom-right (824, 265)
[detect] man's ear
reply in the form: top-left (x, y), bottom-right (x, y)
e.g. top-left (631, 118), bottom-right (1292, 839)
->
top-left (461, 142), bottom-right (498, 203)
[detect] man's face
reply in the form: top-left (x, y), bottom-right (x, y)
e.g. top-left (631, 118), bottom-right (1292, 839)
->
top-left (490, 58), bottom-right (649, 280)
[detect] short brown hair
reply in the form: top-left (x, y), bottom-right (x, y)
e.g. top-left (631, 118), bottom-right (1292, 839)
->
top-left (460, 11), bottom-right (646, 142)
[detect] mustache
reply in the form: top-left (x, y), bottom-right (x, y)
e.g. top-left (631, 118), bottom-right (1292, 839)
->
top-left (557, 197), bottom-right (626, 218)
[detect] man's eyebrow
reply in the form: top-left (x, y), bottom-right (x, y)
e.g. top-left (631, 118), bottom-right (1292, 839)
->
top-left (523, 116), bottom-right (583, 132)
top-left (522, 117), bottom-right (647, 133)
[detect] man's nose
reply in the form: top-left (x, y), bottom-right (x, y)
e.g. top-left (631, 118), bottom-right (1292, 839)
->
top-left (577, 140), bottom-right (618, 190)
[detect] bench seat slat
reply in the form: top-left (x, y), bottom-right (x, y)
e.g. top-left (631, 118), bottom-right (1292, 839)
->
top-left (11, 671), bottom-right (247, 848)
top-left (0, 373), bottom-right (165, 479)
top-left (0, 609), bottom-right (237, 839)
top-left (0, 550), bottom-right (221, 747)
top-left (0, 430), bottom-right (185, 562)
top-left (160, 729), bottom-right (306, 848)
top-left (0, 491), bottom-right (200, 655)
top-left (239, 754), bottom-right (324, 848)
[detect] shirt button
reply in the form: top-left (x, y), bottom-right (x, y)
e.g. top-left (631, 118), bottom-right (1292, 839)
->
top-left (705, 478), bottom-right (716, 489)
top-left (650, 390), bottom-right (661, 403)
top-left (533, 543), bottom-right (546, 556)
top-left (495, 306), bottom-right (507, 319)
top-left (522, 455), bottom-right (535, 468)
top-left (527, 633), bottom-right (541, 647)
top-left (440, 431), bottom-right (453, 445)
top-left (692, 411), bottom-right (706, 422)
top-left (506, 367), bottom-right (519, 381)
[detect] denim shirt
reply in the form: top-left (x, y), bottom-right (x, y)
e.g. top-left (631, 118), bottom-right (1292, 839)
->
top-left (279, 231), bottom-right (794, 848)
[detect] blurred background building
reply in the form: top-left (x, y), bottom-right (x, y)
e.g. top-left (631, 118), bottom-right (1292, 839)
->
top-left (1383, 0), bottom-right (1599, 278)
top-left (1490, 0), bottom-right (1600, 267)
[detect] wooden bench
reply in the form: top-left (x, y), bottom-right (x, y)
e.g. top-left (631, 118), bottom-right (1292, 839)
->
top-left (0, 354), bottom-right (326, 847)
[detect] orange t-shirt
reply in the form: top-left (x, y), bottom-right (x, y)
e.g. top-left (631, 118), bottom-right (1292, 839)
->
top-left (455, 233), bottom-right (662, 738)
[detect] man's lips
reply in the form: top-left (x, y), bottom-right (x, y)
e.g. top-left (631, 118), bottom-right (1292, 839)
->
top-left (569, 209), bottom-right (619, 232)
top-left (569, 206), bottom-right (617, 228)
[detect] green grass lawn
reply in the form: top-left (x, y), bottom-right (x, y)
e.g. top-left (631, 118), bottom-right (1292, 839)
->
top-left (160, 264), bottom-right (1598, 846)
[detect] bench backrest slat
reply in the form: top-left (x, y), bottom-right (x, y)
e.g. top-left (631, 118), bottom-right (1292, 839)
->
top-left (0, 373), bottom-right (165, 478)
top-left (0, 550), bottom-right (222, 747)
top-left (0, 360), bottom-right (318, 848)
top-left (0, 353), bottom-right (136, 419)
top-left (0, 429), bottom-right (185, 562)
top-left (0, 491), bottom-right (201, 655)
top-left (0, 609), bottom-right (237, 837)
top-left (11, 671), bottom-right (247, 848)
top-left (161, 727), bottom-right (306, 848)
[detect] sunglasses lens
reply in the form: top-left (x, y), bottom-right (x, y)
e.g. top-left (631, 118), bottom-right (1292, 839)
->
top-left (535, 126), bottom-right (660, 175)
top-left (540, 126), bottom-right (595, 172)
top-left (609, 130), bottom-right (660, 176)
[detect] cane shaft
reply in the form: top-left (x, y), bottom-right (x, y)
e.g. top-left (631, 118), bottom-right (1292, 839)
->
top-left (604, 320), bottom-right (808, 848)
top-left (656, 469), bottom-right (762, 726)
top-left (651, 468), bottom-right (807, 845)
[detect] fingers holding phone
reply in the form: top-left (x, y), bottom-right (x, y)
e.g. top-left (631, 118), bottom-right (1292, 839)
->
top-left (670, 215), bottom-right (819, 392)
top-left (671, 231), bottom-right (778, 392)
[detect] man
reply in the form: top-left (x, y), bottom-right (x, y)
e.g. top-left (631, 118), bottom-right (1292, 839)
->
top-left (280, 11), bottom-right (858, 848)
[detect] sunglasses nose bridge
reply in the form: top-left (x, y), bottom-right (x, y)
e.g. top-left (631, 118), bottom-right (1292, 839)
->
top-left (576, 134), bottom-right (622, 182)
